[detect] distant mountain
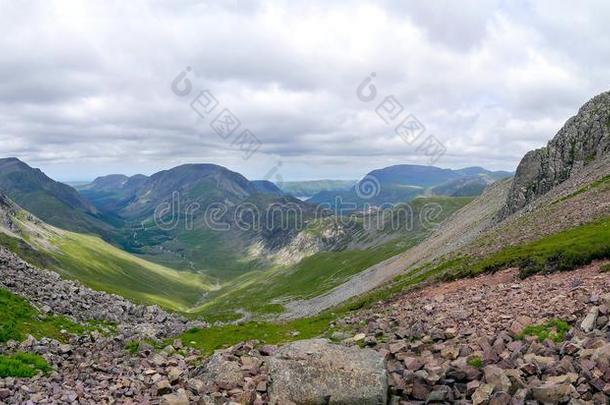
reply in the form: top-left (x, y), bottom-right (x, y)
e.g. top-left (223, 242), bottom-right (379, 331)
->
top-left (0, 158), bottom-right (112, 235)
top-left (278, 180), bottom-right (356, 199)
top-left (78, 174), bottom-right (149, 213)
top-left (118, 164), bottom-right (259, 219)
top-left (308, 164), bottom-right (511, 210)
top-left (252, 180), bottom-right (284, 196)
top-left (76, 163), bottom-right (317, 280)
top-left (431, 174), bottom-right (498, 197)
top-left (455, 167), bottom-right (512, 181)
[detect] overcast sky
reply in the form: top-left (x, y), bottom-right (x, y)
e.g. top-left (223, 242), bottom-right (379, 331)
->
top-left (0, 0), bottom-right (608, 182)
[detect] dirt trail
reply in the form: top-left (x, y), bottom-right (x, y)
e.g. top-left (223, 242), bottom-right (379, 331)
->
top-left (280, 180), bottom-right (511, 319)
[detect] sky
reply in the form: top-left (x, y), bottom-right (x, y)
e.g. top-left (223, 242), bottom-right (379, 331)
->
top-left (0, 0), bottom-right (608, 182)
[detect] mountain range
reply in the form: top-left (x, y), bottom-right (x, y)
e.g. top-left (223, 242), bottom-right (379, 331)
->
top-left (0, 157), bottom-right (502, 319)
top-left (307, 165), bottom-right (511, 210)
top-left (1, 91), bottom-right (609, 324)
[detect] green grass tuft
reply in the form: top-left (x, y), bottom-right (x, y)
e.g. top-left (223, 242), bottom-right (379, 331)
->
top-left (517, 319), bottom-right (570, 343)
top-left (178, 312), bottom-right (339, 356)
top-left (125, 340), bottom-right (141, 354)
top-left (600, 263), bottom-right (610, 273)
top-left (0, 352), bottom-right (50, 378)
top-left (467, 356), bottom-right (483, 368)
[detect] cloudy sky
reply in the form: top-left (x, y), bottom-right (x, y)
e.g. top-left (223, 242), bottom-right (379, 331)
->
top-left (0, 0), bottom-right (608, 182)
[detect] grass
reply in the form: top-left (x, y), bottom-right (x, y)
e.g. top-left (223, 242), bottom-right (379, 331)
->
top-left (190, 196), bottom-right (473, 321)
top-left (517, 319), bottom-right (570, 343)
top-left (1, 212), bottom-right (212, 311)
top-left (177, 312), bottom-right (340, 355)
top-left (125, 340), bottom-right (140, 354)
top-left (0, 287), bottom-right (109, 343)
top-left (48, 232), bottom-right (212, 310)
top-left (431, 216), bottom-right (610, 280)
top-left (467, 356), bottom-right (483, 368)
top-left (600, 263), bottom-right (610, 273)
top-left (0, 352), bottom-right (50, 378)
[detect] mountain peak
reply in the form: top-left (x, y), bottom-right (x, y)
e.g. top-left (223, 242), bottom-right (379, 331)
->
top-left (500, 90), bottom-right (610, 218)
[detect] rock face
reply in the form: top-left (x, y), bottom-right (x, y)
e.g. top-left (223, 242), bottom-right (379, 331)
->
top-left (500, 90), bottom-right (610, 218)
top-left (267, 339), bottom-right (388, 404)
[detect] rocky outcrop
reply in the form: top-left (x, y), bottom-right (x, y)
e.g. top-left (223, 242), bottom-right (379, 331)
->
top-left (500, 91), bottom-right (610, 218)
top-left (267, 339), bottom-right (388, 404)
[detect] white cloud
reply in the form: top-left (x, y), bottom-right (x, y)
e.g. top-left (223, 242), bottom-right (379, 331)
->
top-left (0, 0), bottom-right (607, 181)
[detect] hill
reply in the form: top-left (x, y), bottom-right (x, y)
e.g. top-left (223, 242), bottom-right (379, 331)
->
top-left (0, 192), bottom-right (210, 310)
top-left (284, 90), bottom-right (610, 318)
top-left (0, 158), bottom-right (113, 235)
top-left (307, 165), bottom-right (510, 209)
top-left (278, 180), bottom-right (356, 199)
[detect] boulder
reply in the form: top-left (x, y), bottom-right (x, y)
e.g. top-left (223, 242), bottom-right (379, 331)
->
top-left (581, 307), bottom-right (599, 332)
top-left (484, 365), bottom-right (512, 393)
top-left (196, 353), bottom-right (244, 390)
top-left (160, 389), bottom-right (190, 405)
top-left (472, 383), bottom-right (494, 405)
top-left (267, 339), bottom-right (387, 404)
top-left (531, 382), bottom-right (573, 403)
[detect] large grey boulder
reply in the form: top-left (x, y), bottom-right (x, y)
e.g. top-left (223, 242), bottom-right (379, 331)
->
top-left (267, 338), bottom-right (388, 405)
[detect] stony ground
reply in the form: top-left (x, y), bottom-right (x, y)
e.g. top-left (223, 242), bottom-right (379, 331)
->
top-left (340, 262), bottom-right (610, 404)
top-left (4, 240), bottom-right (610, 403)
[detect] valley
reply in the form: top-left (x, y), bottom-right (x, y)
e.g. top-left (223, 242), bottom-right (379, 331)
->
top-left (1, 90), bottom-right (610, 403)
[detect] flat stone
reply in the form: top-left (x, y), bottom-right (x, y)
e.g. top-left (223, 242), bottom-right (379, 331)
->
top-left (472, 383), bottom-right (494, 405)
top-left (267, 339), bottom-right (388, 404)
top-left (531, 382), bottom-right (573, 403)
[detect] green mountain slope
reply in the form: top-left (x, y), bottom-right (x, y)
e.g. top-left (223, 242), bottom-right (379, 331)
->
top-left (0, 193), bottom-right (210, 311)
top-left (190, 196), bottom-right (474, 321)
top-left (0, 158), bottom-right (115, 236)
top-left (78, 164), bottom-right (319, 281)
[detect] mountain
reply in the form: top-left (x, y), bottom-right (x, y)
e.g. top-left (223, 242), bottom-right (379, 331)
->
top-left (251, 180), bottom-right (284, 196)
top-left (0, 158), bottom-right (113, 235)
top-left (0, 192), bottom-right (209, 309)
top-left (75, 163), bottom-right (321, 281)
top-left (285, 90), bottom-right (610, 318)
top-left (500, 91), bottom-right (610, 218)
top-left (278, 180), bottom-right (356, 199)
top-left (307, 164), bottom-right (510, 209)
top-left (455, 166), bottom-right (512, 180)
top-left (77, 174), bottom-right (148, 213)
top-left (430, 174), bottom-right (496, 197)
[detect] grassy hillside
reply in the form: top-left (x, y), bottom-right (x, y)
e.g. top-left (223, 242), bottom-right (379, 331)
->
top-left (0, 207), bottom-right (211, 311)
top-left (0, 158), bottom-right (114, 236)
top-left (49, 233), bottom-right (211, 310)
top-left (190, 196), bottom-right (474, 321)
top-left (435, 215), bottom-right (610, 280)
